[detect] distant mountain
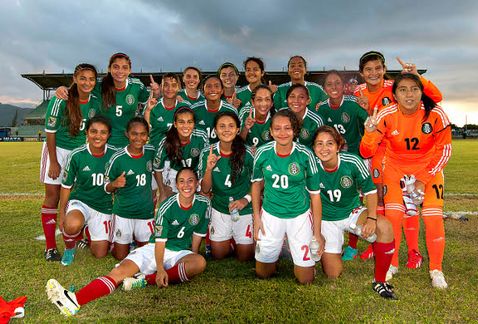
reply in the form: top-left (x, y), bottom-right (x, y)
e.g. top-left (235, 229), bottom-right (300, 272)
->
top-left (0, 104), bottom-right (33, 127)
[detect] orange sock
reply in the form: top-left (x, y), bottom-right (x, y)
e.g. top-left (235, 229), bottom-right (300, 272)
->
top-left (385, 205), bottom-right (404, 268)
top-left (403, 215), bottom-right (420, 252)
top-left (422, 208), bottom-right (445, 271)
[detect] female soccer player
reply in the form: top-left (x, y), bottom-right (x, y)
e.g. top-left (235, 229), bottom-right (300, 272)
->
top-left (346, 52), bottom-right (443, 262)
top-left (283, 84), bottom-right (323, 148)
top-left (153, 106), bottom-right (208, 201)
top-left (273, 55), bottom-right (328, 111)
top-left (239, 84), bottom-right (274, 148)
top-left (218, 62), bottom-right (241, 109)
top-left (360, 73), bottom-right (452, 288)
top-left (143, 73), bottom-right (191, 149)
top-left (199, 111), bottom-right (255, 261)
top-left (316, 70), bottom-right (369, 155)
top-left (236, 57), bottom-right (266, 111)
top-left (191, 75), bottom-right (237, 143)
top-left (313, 126), bottom-right (397, 299)
top-left (105, 117), bottom-right (156, 260)
top-left (56, 53), bottom-right (160, 148)
top-left (178, 66), bottom-right (204, 105)
top-left (59, 116), bottom-right (117, 266)
top-left (252, 109), bottom-right (323, 284)
top-left (46, 167), bottom-right (209, 317)
top-left (40, 63), bottom-right (100, 261)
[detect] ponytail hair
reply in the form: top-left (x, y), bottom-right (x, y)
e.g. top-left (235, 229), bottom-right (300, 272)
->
top-left (165, 106), bottom-right (195, 165)
top-left (214, 111), bottom-right (245, 185)
top-left (66, 63), bottom-right (97, 136)
top-left (102, 52), bottom-right (131, 109)
top-left (393, 73), bottom-right (437, 121)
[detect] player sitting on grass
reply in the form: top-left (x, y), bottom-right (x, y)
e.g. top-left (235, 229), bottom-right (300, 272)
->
top-left (46, 167), bottom-right (209, 317)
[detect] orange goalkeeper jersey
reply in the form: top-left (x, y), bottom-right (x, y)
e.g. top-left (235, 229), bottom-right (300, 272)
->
top-left (360, 103), bottom-right (452, 184)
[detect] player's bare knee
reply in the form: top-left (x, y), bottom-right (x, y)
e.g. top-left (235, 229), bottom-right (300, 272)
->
top-left (376, 215), bottom-right (393, 241)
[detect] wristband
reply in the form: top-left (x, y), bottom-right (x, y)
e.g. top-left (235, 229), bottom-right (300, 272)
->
top-left (243, 194), bottom-right (252, 203)
top-left (367, 216), bottom-right (377, 221)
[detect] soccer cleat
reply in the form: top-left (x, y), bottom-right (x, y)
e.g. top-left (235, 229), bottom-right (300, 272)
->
top-left (406, 249), bottom-right (423, 269)
top-left (46, 279), bottom-right (80, 316)
top-left (61, 248), bottom-right (76, 266)
top-left (122, 273), bottom-right (147, 291)
top-left (342, 246), bottom-right (358, 261)
top-left (385, 265), bottom-right (399, 281)
top-left (372, 281), bottom-right (398, 300)
top-left (45, 248), bottom-right (61, 262)
top-left (430, 270), bottom-right (448, 289)
top-left (76, 238), bottom-right (89, 250)
top-left (359, 244), bottom-right (374, 260)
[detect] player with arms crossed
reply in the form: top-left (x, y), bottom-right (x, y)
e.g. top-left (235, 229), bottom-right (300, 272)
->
top-left (360, 73), bottom-right (452, 288)
top-left (313, 126), bottom-right (396, 299)
top-left (40, 63), bottom-right (100, 261)
top-left (59, 116), bottom-right (117, 266)
top-left (252, 109), bottom-right (324, 284)
top-left (46, 167), bottom-right (209, 317)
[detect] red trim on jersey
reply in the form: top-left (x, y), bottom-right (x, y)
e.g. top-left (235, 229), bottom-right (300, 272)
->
top-left (276, 152), bottom-right (291, 158)
top-left (329, 102), bottom-right (341, 110)
top-left (79, 99), bottom-right (89, 105)
top-left (92, 152), bottom-right (105, 158)
top-left (179, 203), bottom-right (193, 210)
top-left (324, 165), bottom-right (339, 173)
top-left (115, 86), bottom-right (126, 91)
top-left (180, 140), bottom-right (191, 147)
top-left (164, 104), bottom-right (176, 111)
top-left (220, 150), bottom-right (232, 158)
top-left (130, 153), bottom-right (144, 159)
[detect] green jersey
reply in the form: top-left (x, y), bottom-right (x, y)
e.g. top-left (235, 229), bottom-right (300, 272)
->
top-left (317, 152), bottom-right (376, 221)
top-left (153, 129), bottom-right (209, 172)
top-left (178, 89), bottom-right (204, 106)
top-left (191, 100), bottom-right (237, 143)
top-left (278, 107), bottom-right (323, 147)
top-left (317, 96), bottom-right (368, 155)
top-left (148, 99), bottom-right (191, 149)
top-left (273, 81), bottom-right (328, 112)
top-left (95, 78), bottom-right (150, 148)
top-left (236, 85), bottom-right (253, 111)
top-left (252, 142), bottom-right (320, 218)
top-left (239, 104), bottom-right (272, 147)
top-left (62, 144), bottom-right (117, 214)
top-left (105, 145), bottom-right (156, 219)
top-left (44, 95), bottom-right (100, 150)
top-left (150, 194), bottom-right (210, 251)
top-left (198, 142), bottom-right (254, 215)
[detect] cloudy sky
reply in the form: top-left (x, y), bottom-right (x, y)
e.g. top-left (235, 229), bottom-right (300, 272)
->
top-left (1, 0), bottom-right (477, 125)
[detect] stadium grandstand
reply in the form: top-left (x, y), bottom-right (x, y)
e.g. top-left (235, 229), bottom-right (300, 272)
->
top-left (18, 69), bottom-right (423, 140)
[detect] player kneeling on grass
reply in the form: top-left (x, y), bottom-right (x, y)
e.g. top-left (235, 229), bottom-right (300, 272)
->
top-left (313, 126), bottom-right (397, 299)
top-left (59, 116), bottom-right (117, 266)
top-left (46, 167), bottom-right (209, 317)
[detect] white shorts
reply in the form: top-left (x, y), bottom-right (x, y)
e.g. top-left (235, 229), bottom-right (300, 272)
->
top-left (40, 142), bottom-right (71, 185)
top-left (321, 206), bottom-right (366, 254)
top-left (162, 164), bottom-right (178, 193)
top-left (112, 215), bottom-right (155, 244)
top-left (255, 208), bottom-right (315, 267)
top-left (124, 243), bottom-right (193, 275)
top-left (66, 200), bottom-right (112, 242)
top-left (210, 208), bottom-right (253, 245)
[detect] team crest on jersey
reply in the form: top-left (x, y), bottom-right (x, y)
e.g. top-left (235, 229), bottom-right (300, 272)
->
top-left (262, 130), bottom-right (271, 141)
top-left (288, 162), bottom-right (300, 176)
top-left (340, 176), bottom-right (353, 188)
top-left (190, 148), bottom-right (200, 157)
top-left (341, 112), bottom-right (350, 123)
top-left (47, 116), bottom-right (57, 127)
top-left (146, 161), bottom-right (152, 172)
top-left (126, 94), bottom-right (135, 105)
top-left (421, 123), bottom-right (433, 134)
top-left (189, 214), bottom-right (200, 226)
top-left (155, 224), bottom-right (163, 236)
top-left (373, 168), bottom-right (380, 179)
top-left (300, 128), bottom-right (310, 139)
top-left (382, 97), bottom-right (391, 107)
top-left (88, 108), bottom-right (96, 118)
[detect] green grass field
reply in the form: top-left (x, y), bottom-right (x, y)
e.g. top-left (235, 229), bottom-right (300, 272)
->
top-left (0, 140), bottom-right (477, 322)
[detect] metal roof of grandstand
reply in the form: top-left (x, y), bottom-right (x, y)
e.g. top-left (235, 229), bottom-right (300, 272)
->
top-left (22, 70), bottom-right (426, 90)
